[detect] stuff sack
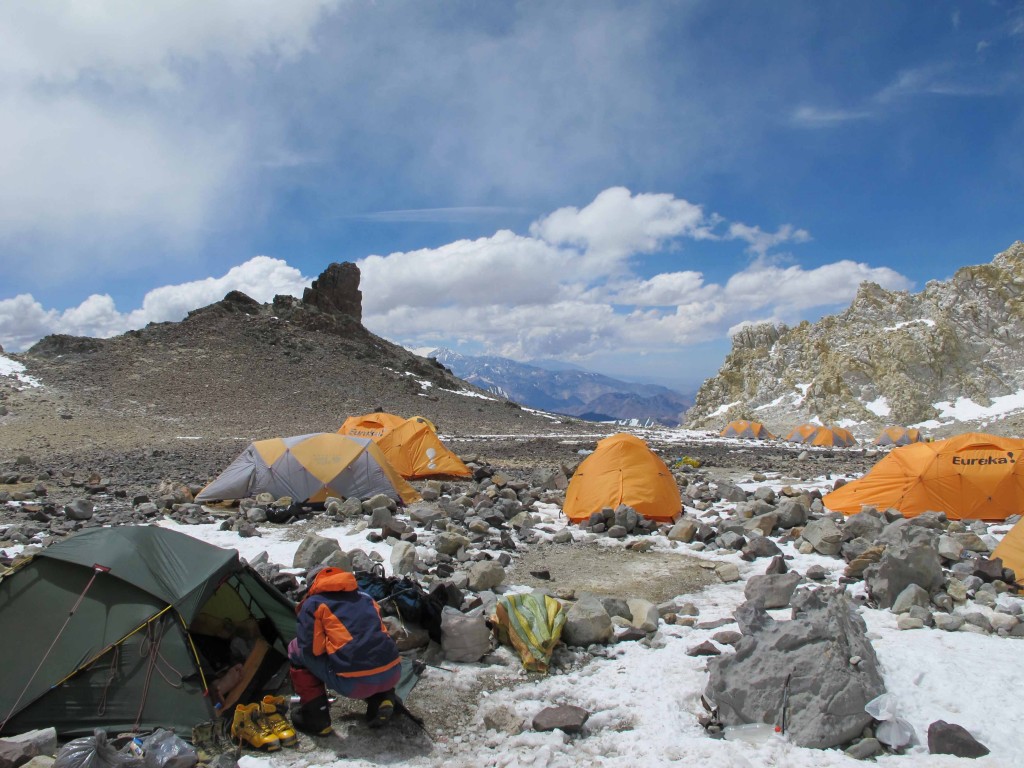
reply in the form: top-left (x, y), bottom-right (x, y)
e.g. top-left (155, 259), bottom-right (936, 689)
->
top-left (440, 607), bottom-right (493, 663)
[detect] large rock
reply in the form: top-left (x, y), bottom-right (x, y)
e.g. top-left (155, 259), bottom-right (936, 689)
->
top-left (390, 540), bottom-right (418, 576)
top-left (705, 592), bottom-right (885, 749)
top-left (743, 573), bottom-right (802, 609)
top-left (302, 262), bottom-right (362, 321)
top-left (292, 534), bottom-right (342, 569)
top-left (467, 561), bottom-right (505, 591)
top-left (562, 594), bottom-right (613, 646)
top-left (927, 721), bottom-right (990, 758)
top-left (864, 543), bottom-right (945, 609)
top-left (801, 518), bottom-right (842, 556)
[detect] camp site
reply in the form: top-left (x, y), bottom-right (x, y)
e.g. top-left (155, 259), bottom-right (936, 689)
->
top-left (4, 389), bottom-right (1024, 768)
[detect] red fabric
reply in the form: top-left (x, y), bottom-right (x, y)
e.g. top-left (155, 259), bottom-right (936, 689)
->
top-left (289, 664), bottom-right (327, 704)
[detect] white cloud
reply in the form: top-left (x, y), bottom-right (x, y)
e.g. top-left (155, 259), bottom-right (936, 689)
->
top-left (791, 105), bottom-right (875, 127)
top-left (0, 1), bottom-right (338, 88)
top-left (0, 257), bottom-right (310, 351)
top-left (0, 2), bottom-right (339, 263)
top-left (1, 188), bottom-right (912, 378)
top-left (727, 223), bottom-right (812, 257)
top-left (530, 187), bottom-right (717, 272)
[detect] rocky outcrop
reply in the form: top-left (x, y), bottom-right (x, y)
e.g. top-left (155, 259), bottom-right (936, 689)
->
top-left (302, 262), bottom-right (362, 321)
top-left (684, 241), bottom-right (1024, 437)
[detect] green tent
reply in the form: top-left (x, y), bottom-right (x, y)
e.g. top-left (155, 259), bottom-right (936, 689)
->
top-left (0, 526), bottom-right (296, 737)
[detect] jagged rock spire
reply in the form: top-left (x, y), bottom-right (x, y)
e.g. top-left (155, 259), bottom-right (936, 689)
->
top-left (302, 262), bottom-right (362, 322)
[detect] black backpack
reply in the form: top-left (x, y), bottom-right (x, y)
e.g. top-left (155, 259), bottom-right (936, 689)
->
top-left (355, 565), bottom-right (445, 642)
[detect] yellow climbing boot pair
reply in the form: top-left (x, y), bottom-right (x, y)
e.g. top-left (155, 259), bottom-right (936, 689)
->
top-left (230, 698), bottom-right (298, 750)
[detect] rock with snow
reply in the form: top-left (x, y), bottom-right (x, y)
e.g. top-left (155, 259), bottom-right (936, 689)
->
top-left (532, 705), bottom-right (589, 734)
top-left (743, 573), bottom-right (802, 609)
top-left (292, 533), bottom-right (341, 569)
top-left (705, 592), bottom-right (885, 749)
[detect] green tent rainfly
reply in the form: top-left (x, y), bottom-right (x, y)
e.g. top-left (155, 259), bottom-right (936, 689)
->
top-left (0, 526), bottom-right (296, 737)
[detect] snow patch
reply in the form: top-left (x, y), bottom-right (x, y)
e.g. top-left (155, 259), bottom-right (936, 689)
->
top-left (0, 354), bottom-right (40, 388)
top-left (865, 396), bottom-right (891, 417)
top-left (914, 389), bottom-right (1024, 429)
top-left (708, 400), bottom-right (740, 418)
top-left (883, 319), bottom-right (936, 331)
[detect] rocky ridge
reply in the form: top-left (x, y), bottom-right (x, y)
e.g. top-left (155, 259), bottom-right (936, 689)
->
top-left (684, 241), bottom-right (1024, 437)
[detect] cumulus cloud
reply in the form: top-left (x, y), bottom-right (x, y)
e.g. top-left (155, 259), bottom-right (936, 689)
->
top-left (2, 188), bottom-right (912, 378)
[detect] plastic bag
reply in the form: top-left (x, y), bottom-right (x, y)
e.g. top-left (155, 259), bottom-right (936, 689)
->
top-left (54, 730), bottom-right (143, 768)
top-left (141, 729), bottom-right (198, 768)
top-left (864, 693), bottom-right (916, 749)
top-left (440, 607), bottom-right (493, 662)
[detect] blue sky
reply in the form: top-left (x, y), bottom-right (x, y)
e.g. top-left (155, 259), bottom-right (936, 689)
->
top-left (0, 1), bottom-right (1022, 391)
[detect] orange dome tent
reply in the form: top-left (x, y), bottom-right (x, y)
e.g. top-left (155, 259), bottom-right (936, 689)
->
top-left (823, 432), bottom-right (1024, 520)
top-left (784, 423), bottom-right (820, 443)
top-left (376, 416), bottom-right (471, 479)
top-left (874, 426), bottom-right (923, 446)
top-left (720, 420), bottom-right (775, 440)
top-left (563, 433), bottom-right (681, 524)
top-left (338, 411), bottom-right (406, 439)
top-left (993, 520), bottom-right (1024, 584)
top-left (785, 424), bottom-right (856, 447)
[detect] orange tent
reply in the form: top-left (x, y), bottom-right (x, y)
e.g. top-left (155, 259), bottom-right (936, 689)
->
top-left (338, 411), bottom-right (406, 439)
top-left (993, 520), bottom-right (1024, 584)
top-left (785, 424), bottom-right (856, 447)
top-left (563, 433), bottom-right (681, 524)
top-left (375, 416), bottom-right (471, 479)
top-left (720, 420), bottom-right (775, 440)
top-left (806, 426), bottom-right (857, 448)
top-left (823, 432), bottom-right (1024, 520)
top-left (784, 423), bottom-right (820, 443)
top-left (874, 426), bottom-right (923, 446)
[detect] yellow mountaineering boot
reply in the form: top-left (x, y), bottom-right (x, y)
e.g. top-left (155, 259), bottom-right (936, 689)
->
top-left (231, 702), bottom-right (282, 751)
top-left (260, 695), bottom-right (298, 747)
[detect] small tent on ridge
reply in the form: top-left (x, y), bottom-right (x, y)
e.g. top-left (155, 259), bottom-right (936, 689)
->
top-left (195, 432), bottom-right (419, 505)
top-left (337, 411), bottom-right (407, 439)
top-left (720, 420), bottom-right (775, 440)
top-left (784, 423), bottom-right (820, 443)
top-left (992, 520), bottom-right (1024, 585)
top-left (785, 424), bottom-right (856, 447)
top-left (376, 416), bottom-right (471, 479)
top-left (0, 526), bottom-right (295, 737)
top-left (823, 432), bottom-right (1024, 520)
top-left (874, 426), bottom-right (924, 446)
top-left (563, 433), bottom-right (681, 524)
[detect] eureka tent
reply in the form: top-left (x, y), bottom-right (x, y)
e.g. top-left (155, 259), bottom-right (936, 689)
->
top-left (196, 433), bottom-right (419, 505)
top-left (376, 416), bottom-right (471, 479)
top-left (563, 433), bottom-right (681, 524)
top-left (0, 526), bottom-right (296, 737)
top-left (785, 425), bottom-right (857, 447)
top-left (720, 420), bottom-right (775, 440)
top-left (823, 432), bottom-right (1024, 520)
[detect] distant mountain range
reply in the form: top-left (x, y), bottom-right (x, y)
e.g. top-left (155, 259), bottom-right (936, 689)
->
top-left (428, 348), bottom-right (693, 426)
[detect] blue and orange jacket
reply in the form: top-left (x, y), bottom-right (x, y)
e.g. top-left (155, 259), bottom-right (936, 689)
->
top-left (295, 568), bottom-right (400, 680)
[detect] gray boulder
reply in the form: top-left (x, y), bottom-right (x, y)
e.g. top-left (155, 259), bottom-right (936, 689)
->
top-left (891, 583), bottom-right (931, 614)
top-left (705, 593), bottom-right (885, 749)
top-left (467, 561), bottom-right (505, 591)
top-left (864, 543), bottom-right (945, 609)
top-left (63, 499), bottom-right (94, 521)
top-left (743, 573), bottom-right (801, 609)
top-left (801, 517), bottom-right (842, 556)
top-left (927, 721), bottom-right (989, 758)
top-left (562, 594), bottom-right (613, 646)
top-left (532, 705), bottom-right (589, 734)
top-left (626, 598), bottom-right (659, 632)
top-left (293, 534), bottom-right (341, 569)
top-left (390, 540), bottom-right (418, 576)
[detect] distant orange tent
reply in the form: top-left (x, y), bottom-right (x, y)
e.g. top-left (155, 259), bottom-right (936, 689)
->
top-left (874, 426), bottom-right (923, 446)
top-left (824, 432), bottom-right (1024, 520)
top-left (784, 423), bottom-right (820, 443)
top-left (376, 416), bottom-right (471, 479)
top-left (720, 420), bottom-right (775, 440)
top-left (338, 411), bottom-right (406, 439)
top-left (806, 426), bottom-right (857, 448)
top-left (563, 433), bottom-right (681, 524)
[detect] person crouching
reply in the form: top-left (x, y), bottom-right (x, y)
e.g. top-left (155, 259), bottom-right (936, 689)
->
top-left (288, 567), bottom-right (401, 735)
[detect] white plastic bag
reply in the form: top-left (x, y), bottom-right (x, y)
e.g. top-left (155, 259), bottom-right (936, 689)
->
top-left (440, 607), bottom-right (492, 662)
top-left (864, 693), bottom-right (915, 748)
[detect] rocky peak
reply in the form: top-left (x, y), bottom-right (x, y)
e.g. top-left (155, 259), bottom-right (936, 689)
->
top-left (683, 241), bottom-right (1024, 437)
top-left (302, 262), bottom-right (362, 321)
